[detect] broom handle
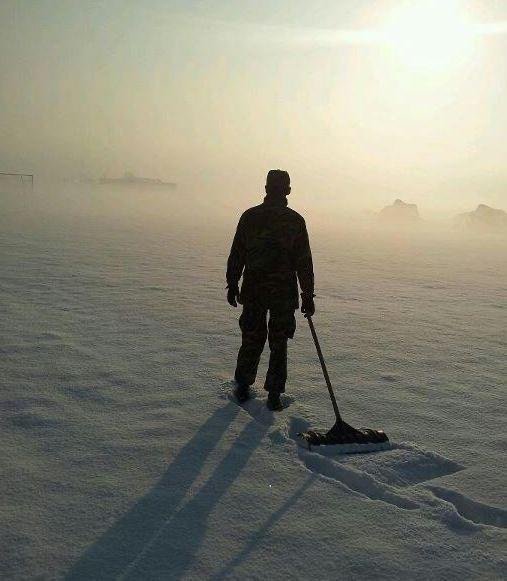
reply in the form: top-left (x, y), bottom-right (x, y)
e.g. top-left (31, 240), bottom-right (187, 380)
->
top-left (306, 316), bottom-right (342, 423)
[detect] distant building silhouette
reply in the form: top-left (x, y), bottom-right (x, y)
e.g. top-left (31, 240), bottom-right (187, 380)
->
top-left (99, 171), bottom-right (177, 189)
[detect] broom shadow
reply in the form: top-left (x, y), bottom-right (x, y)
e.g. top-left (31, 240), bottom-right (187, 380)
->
top-left (65, 401), bottom-right (243, 580)
top-left (210, 474), bottom-right (316, 580)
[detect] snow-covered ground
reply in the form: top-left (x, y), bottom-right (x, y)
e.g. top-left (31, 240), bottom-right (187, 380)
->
top-left (1, 188), bottom-right (506, 580)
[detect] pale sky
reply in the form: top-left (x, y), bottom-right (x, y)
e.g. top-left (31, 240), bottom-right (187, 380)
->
top-left (1, 0), bottom-right (507, 212)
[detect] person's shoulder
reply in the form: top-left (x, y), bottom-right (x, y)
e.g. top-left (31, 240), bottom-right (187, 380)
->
top-left (285, 206), bottom-right (306, 225)
top-left (239, 204), bottom-right (264, 220)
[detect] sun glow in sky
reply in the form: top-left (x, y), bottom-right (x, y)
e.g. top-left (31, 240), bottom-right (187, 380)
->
top-left (1, 1), bottom-right (507, 212)
top-left (383, 0), bottom-right (475, 70)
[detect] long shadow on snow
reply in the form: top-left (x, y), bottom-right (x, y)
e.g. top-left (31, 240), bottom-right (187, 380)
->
top-left (66, 401), bottom-right (266, 580)
top-left (121, 409), bottom-right (274, 579)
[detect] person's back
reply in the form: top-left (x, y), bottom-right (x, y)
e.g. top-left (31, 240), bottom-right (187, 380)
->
top-left (226, 169), bottom-right (315, 410)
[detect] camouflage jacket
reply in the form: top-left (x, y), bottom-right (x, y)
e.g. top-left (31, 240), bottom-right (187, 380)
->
top-left (226, 194), bottom-right (314, 309)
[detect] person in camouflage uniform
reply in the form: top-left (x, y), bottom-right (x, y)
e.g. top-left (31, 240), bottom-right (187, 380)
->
top-left (226, 170), bottom-right (315, 410)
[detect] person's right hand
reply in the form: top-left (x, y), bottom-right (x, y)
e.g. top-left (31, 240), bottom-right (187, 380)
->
top-left (300, 293), bottom-right (315, 317)
top-left (227, 284), bottom-right (240, 307)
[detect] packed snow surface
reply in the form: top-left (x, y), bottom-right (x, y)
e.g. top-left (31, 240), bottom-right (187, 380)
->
top-left (1, 187), bottom-right (506, 580)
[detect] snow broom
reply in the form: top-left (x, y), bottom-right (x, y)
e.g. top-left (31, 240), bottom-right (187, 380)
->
top-left (298, 316), bottom-right (389, 453)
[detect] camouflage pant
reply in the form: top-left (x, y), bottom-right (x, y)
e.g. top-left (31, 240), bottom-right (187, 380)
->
top-left (235, 302), bottom-right (296, 393)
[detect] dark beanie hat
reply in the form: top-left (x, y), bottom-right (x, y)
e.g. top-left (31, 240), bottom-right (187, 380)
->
top-left (266, 169), bottom-right (290, 191)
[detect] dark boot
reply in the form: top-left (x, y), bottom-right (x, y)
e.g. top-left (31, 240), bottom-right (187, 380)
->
top-left (234, 382), bottom-right (250, 404)
top-left (266, 391), bottom-right (283, 411)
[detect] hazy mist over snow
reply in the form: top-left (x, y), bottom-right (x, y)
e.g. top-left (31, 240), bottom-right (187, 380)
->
top-left (1, 180), bottom-right (506, 242)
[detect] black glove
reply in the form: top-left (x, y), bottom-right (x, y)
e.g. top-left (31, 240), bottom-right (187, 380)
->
top-left (227, 284), bottom-right (240, 307)
top-left (300, 293), bottom-right (315, 317)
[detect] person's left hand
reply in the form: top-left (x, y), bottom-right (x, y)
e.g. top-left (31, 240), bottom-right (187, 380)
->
top-left (301, 293), bottom-right (315, 317)
top-left (227, 284), bottom-right (240, 307)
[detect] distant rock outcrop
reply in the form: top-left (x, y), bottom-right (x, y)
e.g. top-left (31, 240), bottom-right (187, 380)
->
top-left (455, 204), bottom-right (507, 231)
top-left (378, 199), bottom-right (420, 223)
